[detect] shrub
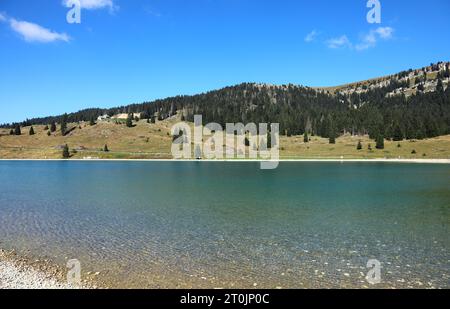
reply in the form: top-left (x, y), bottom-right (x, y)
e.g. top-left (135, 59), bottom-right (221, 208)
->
top-left (357, 141), bottom-right (362, 150)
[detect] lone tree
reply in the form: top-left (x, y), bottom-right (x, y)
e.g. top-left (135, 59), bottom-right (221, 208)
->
top-left (304, 132), bottom-right (309, 143)
top-left (376, 134), bottom-right (385, 149)
top-left (357, 141), bottom-right (362, 150)
top-left (104, 144), bottom-right (109, 152)
top-left (61, 114), bottom-right (68, 136)
top-left (62, 144), bottom-right (70, 159)
top-left (14, 125), bottom-right (21, 135)
top-left (29, 126), bottom-right (35, 135)
top-left (50, 122), bottom-right (57, 132)
top-left (126, 114), bottom-right (133, 128)
top-left (9, 129), bottom-right (14, 135)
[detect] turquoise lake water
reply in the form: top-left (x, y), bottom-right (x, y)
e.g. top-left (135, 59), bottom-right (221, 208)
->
top-left (0, 161), bottom-right (449, 288)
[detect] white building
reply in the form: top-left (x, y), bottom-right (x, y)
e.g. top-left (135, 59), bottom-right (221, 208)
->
top-left (97, 114), bottom-right (110, 121)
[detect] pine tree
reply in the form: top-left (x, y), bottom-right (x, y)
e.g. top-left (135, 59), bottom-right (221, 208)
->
top-left (29, 126), bottom-right (35, 135)
top-left (61, 114), bottom-right (68, 136)
top-left (50, 122), bottom-right (56, 132)
top-left (126, 114), bottom-right (133, 128)
top-left (357, 141), bottom-right (362, 150)
top-left (328, 123), bottom-right (336, 144)
top-left (328, 121), bottom-right (336, 144)
top-left (62, 144), bottom-right (70, 159)
top-left (376, 135), bottom-right (385, 149)
top-left (14, 125), bottom-right (21, 135)
top-left (104, 144), bottom-right (109, 152)
top-left (9, 129), bottom-right (14, 135)
top-left (329, 135), bottom-right (335, 144)
top-left (392, 124), bottom-right (403, 141)
top-left (304, 132), bottom-right (309, 143)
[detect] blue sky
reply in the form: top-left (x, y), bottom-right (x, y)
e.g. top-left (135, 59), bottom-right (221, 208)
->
top-left (0, 0), bottom-right (449, 124)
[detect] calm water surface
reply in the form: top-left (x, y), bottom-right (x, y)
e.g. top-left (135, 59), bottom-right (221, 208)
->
top-left (0, 161), bottom-right (449, 288)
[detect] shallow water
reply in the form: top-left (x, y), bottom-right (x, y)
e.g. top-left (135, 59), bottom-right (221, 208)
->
top-left (0, 161), bottom-right (449, 288)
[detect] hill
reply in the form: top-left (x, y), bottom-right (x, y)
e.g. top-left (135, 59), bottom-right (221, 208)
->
top-left (1, 62), bottom-right (450, 159)
top-left (4, 62), bottom-right (450, 140)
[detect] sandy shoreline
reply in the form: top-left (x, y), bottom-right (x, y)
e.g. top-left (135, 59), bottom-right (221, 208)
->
top-left (0, 249), bottom-right (93, 289)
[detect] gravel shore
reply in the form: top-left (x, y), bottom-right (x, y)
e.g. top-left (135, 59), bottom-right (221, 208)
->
top-left (0, 259), bottom-right (76, 289)
top-left (0, 249), bottom-right (87, 289)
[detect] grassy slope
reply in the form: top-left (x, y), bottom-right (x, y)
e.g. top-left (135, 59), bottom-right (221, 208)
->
top-left (1, 118), bottom-right (450, 160)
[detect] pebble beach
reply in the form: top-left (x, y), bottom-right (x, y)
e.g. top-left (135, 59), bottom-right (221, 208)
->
top-left (0, 249), bottom-right (88, 289)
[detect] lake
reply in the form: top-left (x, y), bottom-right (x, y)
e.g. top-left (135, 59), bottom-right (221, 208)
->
top-left (0, 161), bottom-right (449, 288)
